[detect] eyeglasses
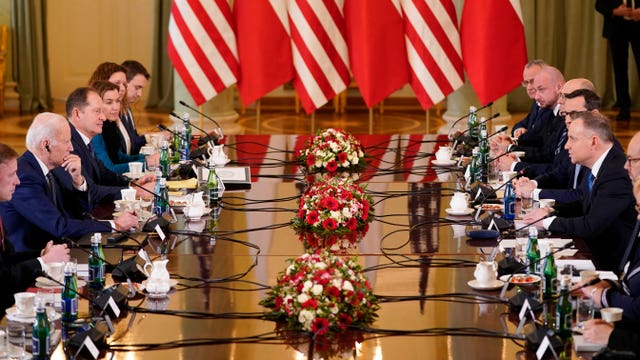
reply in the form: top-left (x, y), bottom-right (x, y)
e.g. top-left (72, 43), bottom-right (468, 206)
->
top-left (626, 155), bottom-right (640, 165)
top-left (559, 110), bottom-right (588, 119)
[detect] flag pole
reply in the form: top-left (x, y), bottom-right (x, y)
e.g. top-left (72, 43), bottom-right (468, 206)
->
top-left (256, 99), bottom-right (261, 135)
top-left (369, 107), bottom-right (373, 134)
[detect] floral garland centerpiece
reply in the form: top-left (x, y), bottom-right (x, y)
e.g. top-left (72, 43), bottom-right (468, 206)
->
top-left (260, 250), bottom-right (378, 357)
top-left (296, 128), bottom-right (366, 176)
top-left (292, 177), bottom-right (373, 252)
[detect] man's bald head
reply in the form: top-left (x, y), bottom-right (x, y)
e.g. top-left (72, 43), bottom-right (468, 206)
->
top-left (625, 132), bottom-right (640, 180)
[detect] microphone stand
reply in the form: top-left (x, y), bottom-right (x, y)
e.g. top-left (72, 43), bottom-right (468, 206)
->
top-left (170, 112), bottom-right (217, 149)
top-left (179, 100), bottom-right (225, 140)
top-left (446, 101), bottom-right (494, 138)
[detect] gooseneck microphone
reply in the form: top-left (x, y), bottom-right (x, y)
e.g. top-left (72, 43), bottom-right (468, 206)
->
top-left (157, 124), bottom-right (188, 142)
top-left (179, 100), bottom-right (225, 140)
top-left (446, 101), bottom-right (495, 138)
top-left (170, 112), bottom-right (218, 147)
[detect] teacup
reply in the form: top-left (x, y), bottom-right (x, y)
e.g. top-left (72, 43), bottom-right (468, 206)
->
top-left (13, 292), bottom-right (35, 315)
top-left (129, 162), bottom-right (144, 177)
top-left (474, 261), bottom-right (498, 285)
top-left (449, 192), bottom-right (470, 212)
top-left (601, 307), bottom-right (623, 323)
top-left (435, 147), bottom-right (452, 162)
top-left (120, 188), bottom-right (136, 201)
top-left (46, 262), bottom-right (65, 282)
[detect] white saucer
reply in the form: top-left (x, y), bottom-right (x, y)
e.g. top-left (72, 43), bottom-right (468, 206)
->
top-left (432, 159), bottom-right (457, 166)
top-left (123, 171), bottom-right (147, 179)
top-left (36, 276), bottom-right (87, 289)
top-left (5, 306), bottom-right (61, 323)
top-left (445, 208), bottom-right (474, 216)
top-left (467, 279), bottom-right (505, 291)
top-left (5, 307), bottom-right (35, 319)
top-left (147, 292), bottom-right (170, 299)
top-left (140, 279), bottom-right (179, 292)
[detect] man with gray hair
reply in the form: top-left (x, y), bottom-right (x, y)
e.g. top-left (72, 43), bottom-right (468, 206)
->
top-left (0, 112), bottom-right (138, 253)
top-left (524, 112), bottom-right (636, 271)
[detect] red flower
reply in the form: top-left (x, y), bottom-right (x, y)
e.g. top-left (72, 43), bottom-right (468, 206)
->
top-left (338, 313), bottom-right (352, 330)
top-left (326, 160), bottom-right (338, 173)
top-left (297, 208), bottom-right (306, 219)
top-left (322, 218), bottom-right (338, 231)
top-left (345, 218), bottom-right (358, 231)
top-left (311, 317), bottom-right (330, 336)
top-left (301, 298), bottom-right (318, 309)
top-left (337, 152), bottom-right (348, 163)
top-left (326, 286), bottom-right (341, 298)
top-left (306, 153), bottom-right (316, 167)
top-left (306, 211), bottom-right (320, 225)
top-left (362, 200), bottom-right (370, 220)
top-left (321, 196), bottom-right (340, 211)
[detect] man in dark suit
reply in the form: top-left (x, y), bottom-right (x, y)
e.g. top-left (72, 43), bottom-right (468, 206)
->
top-left (0, 142), bottom-right (70, 317)
top-left (120, 60), bottom-right (151, 155)
top-left (511, 59), bottom-right (550, 140)
top-left (595, 0), bottom-right (640, 121)
top-left (524, 112), bottom-right (636, 272)
top-left (0, 113), bottom-right (139, 253)
top-left (65, 87), bottom-right (154, 207)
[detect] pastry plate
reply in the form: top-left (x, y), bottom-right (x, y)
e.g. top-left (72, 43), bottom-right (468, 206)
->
top-left (468, 279), bottom-right (505, 291)
top-left (445, 208), bottom-right (474, 216)
top-left (499, 274), bottom-right (541, 284)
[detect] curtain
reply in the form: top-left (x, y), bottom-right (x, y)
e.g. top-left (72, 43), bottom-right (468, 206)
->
top-left (146, 0), bottom-right (174, 111)
top-left (10, 0), bottom-right (51, 113)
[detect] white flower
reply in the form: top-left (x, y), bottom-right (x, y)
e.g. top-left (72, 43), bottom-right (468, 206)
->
top-left (302, 280), bottom-right (313, 292)
top-left (342, 207), bottom-right (353, 218)
top-left (311, 284), bottom-right (323, 296)
top-left (298, 309), bottom-right (315, 327)
top-left (330, 141), bottom-right (340, 153)
top-left (343, 280), bottom-right (354, 292)
top-left (314, 261), bottom-right (327, 270)
top-left (330, 210), bottom-right (342, 222)
top-left (286, 264), bottom-right (295, 275)
top-left (331, 279), bottom-right (342, 288)
top-left (297, 293), bottom-right (309, 304)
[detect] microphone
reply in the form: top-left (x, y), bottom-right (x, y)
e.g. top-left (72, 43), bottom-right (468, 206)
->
top-left (458, 113), bottom-right (501, 136)
top-left (451, 113), bottom-right (500, 153)
top-left (170, 111), bottom-right (218, 147)
top-left (157, 124), bottom-right (187, 142)
top-left (447, 102), bottom-right (495, 137)
top-left (488, 126), bottom-right (508, 138)
top-left (179, 100), bottom-right (225, 140)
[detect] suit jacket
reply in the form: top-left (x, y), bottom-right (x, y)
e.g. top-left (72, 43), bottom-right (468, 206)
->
top-left (0, 151), bottom-right (111, 253)
top-left (513, 113), bottom-right (566, 165)
top-left (511, 102), bottom-right (552, 144)
top-left (69, 122), bottom-right (128, 205)
top-left (0, 236), bottom-right (42, 317)
top-left (596, 0), bottom-right (640, 39)
top-left (549, 146), bottom-right (636, 271)
top-left (538, 165), bottom-right (590, 204)
top-left (118, 110), bottom-right (146, 155)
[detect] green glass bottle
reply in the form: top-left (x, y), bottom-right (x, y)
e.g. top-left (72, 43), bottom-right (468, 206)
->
top-left (555, 275), bottom-right (573, 339)
top-left (171, 129), bottom-right (180, 164)
top-left (542, 247), bottom-right (557, 299)
top-left (467, 106), bottom-right (478, 140)
top-left (207, 161), bottom-right (219, 207)
top-left (160, 140), bottom-right (170, 178)
top-left (61, 263), bottom-right (78, 323)
top-left (32, 299), bottom-right (51, 359)
top-left (88, 234), bottom-right (104, 290)
top-left (479, 127), bottom-right (489, 183)
top-left (526, 227), bottom-right (540, 275)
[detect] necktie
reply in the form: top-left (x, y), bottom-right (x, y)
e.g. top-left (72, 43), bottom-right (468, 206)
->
top-left (87, 142), bottom-right (97, 160)
top-left (587, 173), bottom-right (595, 192)
top-left (555, 129), bottom-right (567, 155)
top-left (46, 172), bottom-right (58, 208)
top-left (0, 216), bottom-right (5, 252)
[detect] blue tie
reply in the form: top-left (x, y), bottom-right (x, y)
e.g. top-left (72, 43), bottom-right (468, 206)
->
top-left (556, 129), bottom-right (567, 155)
top-left (588, 173), bottom-right (595, 192)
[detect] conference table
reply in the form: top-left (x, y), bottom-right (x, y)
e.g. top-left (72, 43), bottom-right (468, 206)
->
top-left (37, 134), bottom-right (597, 359)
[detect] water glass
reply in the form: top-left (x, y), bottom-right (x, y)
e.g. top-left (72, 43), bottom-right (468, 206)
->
top-left (0, 326), bottom-right (8, 360)
top-left (7, 325), bottom-right (24, 360)
top-left (576, 297), bottom-right (594, 328)
top-left (559, 264), bottom-right (575, 278)
top-left (520, 191), bottom-right (534, 216)
top-left (515, 230), bottom-right (529, 263)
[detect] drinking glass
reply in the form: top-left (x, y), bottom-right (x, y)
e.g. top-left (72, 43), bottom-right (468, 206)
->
top-left (520, 191), bottom-right (534, 216)
top-left (515, 230), bottom-right (529, 263)
top-left (7, 325), bottom-right (24, 360)
top-left (576, 297), bottom-right (594, 329)
top-left (0, 325), bottom-right (8, 360)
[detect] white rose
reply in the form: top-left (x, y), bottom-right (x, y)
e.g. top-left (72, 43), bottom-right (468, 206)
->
top-left (330, 142), bottom-right (339, 152)
top-left (311, 284), bottom-right (323, 296)
top-left (332, 279), bottom-right (342, 288)
top-left (286, 265), bottom-right (295, 275)
top-left (302, 280), bottom-right (313, 292)
top-left (342, 207), bottom-right (353, 218)
top-left (330, 306), bottom-right (339, 314)
top-left (330, 210), bottom-right (342, 222)
top-left (298, 309), bottom-right (315, 327)
top-left (314, 261), bottom-right (327, 270)
top-left (352, 156), bottom-right (359, 165)
top-left (297, 293), bottom-right (309, 304)
top-left (342, 280), bottom-right (354, 292)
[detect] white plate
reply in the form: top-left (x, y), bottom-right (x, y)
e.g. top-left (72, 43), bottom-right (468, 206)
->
top-left (36, 276), bottom-right (86, 289)
top-left (467, 279), bottom-right (504, 291)
top-left (113, 210), bottom-right (153, 221)
top-left (5, 306), bottom-right (61, 323)
top-left (147, 292), bottom-right (170, 299)
top-left (499, 274), bottom-right (541, 284)
top-left (445, 208), bottom-right (474, 216)
top-left (140, 279), bottom-right (179, 292)
top-left (432, 159), bottom-right (458, 166)
top-left (123, 171), bottom-right (147, 179)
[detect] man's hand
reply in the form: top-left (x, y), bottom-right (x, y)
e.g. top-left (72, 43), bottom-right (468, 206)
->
top-left (134, 180), bottom-right (156, 200)
top-left (513, 128), bottom-right (527, 138)
top-left (490, 134), bottom-right (512, 154)
top-left (114, 210), bottom-right (139, 232)
top-left (579, 281), bottom-right (611, 307)
top-left (514, 177), bottom-right (536, 198)
top-left (582, 319), bottom-right (614, 345)
top-left (613, 3), bottom-right (632, 17)
top-left (41, 240), bottom-right (70, 263)
top-left (496, 153), bottom-right (517, 171)
top-left (62, 154), bottom-right (85, 187)
top-left (522, 207), bottom-right (553, 228)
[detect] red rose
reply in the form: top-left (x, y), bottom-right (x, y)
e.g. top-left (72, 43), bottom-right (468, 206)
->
top-left (322, 218), bottom-right (338, 231)
top-left (326, 286), bottom-right (341, 298)
top-left (346, 218), bottom-right (358, 231)
top-left (306, 211), bottom-right (320, 225)
top-left (297, 208), bottom-right (306, 219)
top-left (337, 152), bottom-right (348, 163)
top-left (301, 298), bottom-right (318, 309)
top-left (306, 153), bottom-right (316, 167)
top-left (326, 160), bottom-right (338, 172)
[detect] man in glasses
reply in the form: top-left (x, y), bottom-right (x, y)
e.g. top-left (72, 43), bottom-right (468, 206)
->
top-left (625, 132), bottom-right (640, 180)
top-left (511, 60), bottom-right (549, 139)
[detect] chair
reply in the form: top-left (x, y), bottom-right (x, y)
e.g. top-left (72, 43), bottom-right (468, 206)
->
top-left (0, 25), bottom-right (7, 116)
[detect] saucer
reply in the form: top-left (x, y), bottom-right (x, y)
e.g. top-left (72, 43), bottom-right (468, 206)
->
top-left (147, 292), bottom-right (170, 299)
top-left (445, 208), bottom-right (474, 216)
top-left (5, 306), bottom-right (61, 323)
top-left (183, 207), bottom-right (212, 219)
top-left (123, 171), bottom-right (147, 179)
top-left (140, 279), bottom-right (179, 292)
top-left (36, 276), bottom-right (87, 289)
top-left (432, 159), bottom-right (457, 166)
top-left (5, 307), bottom-right (35, 318)
top-left (467, 279), bottom-right (504, 291)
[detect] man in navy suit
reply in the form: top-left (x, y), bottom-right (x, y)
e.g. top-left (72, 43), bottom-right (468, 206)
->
top-left (0, 142), bottom-right (69, 317)
top-left (511, 59), bottom-right (550, 141)
top-left (0, 113), bottom-right (139, 254)
top-left (524, 112), bottom-right (636, 271)
top-left (65, 87), bottom-right (154, 207)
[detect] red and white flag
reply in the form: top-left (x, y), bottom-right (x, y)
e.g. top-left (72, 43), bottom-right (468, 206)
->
top-left (289, 0), bottom-right (350, 114)
top-left (401, 0), bottom-right (463, 109)
top-left (234, 0), bottom-right (293, 106)
top-left (168, 0), bottom-right (239, 105)
top-left (460, 0), bottom-right (527, 105)
top-left (344, 0), bottom-right (409, 108)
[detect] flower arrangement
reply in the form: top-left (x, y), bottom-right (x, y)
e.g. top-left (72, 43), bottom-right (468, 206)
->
top-left (292, 177), bottom-right (373, 252)
top-left (296, 128), bottom-right (366, 174)
top-left (260, 250), bottom-right (378, 343)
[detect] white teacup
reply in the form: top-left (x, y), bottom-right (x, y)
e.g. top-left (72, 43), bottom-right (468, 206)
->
top-left (435, 147), bottom-right (452, 162)
top-left (601, 307), bottom-right (623, 323)
top-left (474, 261), bottom-right (498, 285)
top-left (449, 192), bottom-right (469, 211)
top-left (14, 292), bottom-right (35, 315)
top-left (129, 162), bottom-right (144, 176)
top-left (120, 188), bottom-right (136, 201)
top-left (46, 262), bottom-right (65, 282)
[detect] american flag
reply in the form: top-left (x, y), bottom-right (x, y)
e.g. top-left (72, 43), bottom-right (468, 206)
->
top-left (288, 0), bottom-right (350, 114)
top-left (168, 0), bottom-right (239, 105)
top-left (401, 0), bottom-right (464, 109)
